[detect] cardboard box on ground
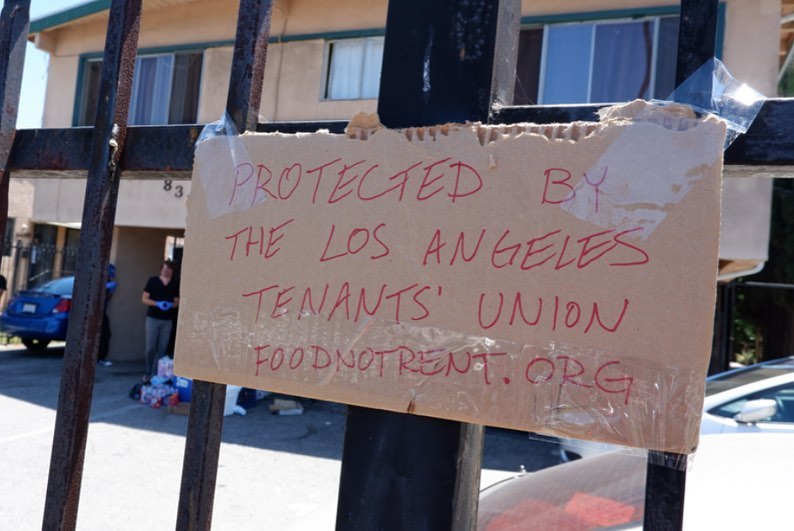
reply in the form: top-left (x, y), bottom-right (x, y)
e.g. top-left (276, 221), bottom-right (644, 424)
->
top-left (175, 101), bottom-right (726, 454)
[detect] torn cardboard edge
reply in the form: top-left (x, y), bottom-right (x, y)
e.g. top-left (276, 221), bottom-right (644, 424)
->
top-left (341, 100), bottom-right (710, 145)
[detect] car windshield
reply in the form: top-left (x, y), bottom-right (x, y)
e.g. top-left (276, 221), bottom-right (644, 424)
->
top-left (705, 358), bottom-right (794, 397)
top-left (31, 277), bottom-right (75, 296)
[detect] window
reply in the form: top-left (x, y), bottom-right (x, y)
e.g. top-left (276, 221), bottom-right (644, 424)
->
top-left (708, 383), bottom-right (794, 423)
top-left (77, 51), bottom-right (203, 126)
top-left (324, 37), bottom-right (384, 100)
top-left (514, 16), bottom-right (679, 105)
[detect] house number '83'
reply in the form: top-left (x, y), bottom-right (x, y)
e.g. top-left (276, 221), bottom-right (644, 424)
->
top-left (163, 179), bottom-right (184, 198)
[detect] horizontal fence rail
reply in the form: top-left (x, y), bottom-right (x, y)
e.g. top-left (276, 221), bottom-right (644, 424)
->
top-left (8, 99), bottom-right (794, 180)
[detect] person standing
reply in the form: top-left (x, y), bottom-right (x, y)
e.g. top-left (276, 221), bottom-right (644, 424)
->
top-left (141, 260), bottom-right (179, 376)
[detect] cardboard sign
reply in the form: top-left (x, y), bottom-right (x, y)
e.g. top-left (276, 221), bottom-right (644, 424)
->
top-left (175, 101), bottom-right (726, 454)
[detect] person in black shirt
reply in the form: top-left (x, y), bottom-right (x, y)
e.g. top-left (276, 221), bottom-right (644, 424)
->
top-left (141, 260), bottom-right (179, 376)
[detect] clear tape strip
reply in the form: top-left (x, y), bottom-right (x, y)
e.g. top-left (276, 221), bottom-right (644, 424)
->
top-left (665, 57), bottom-right (765, 149)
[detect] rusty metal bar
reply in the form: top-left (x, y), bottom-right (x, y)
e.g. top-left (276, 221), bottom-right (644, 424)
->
top-left (42, 0), bottom-right (142, 528)
top-left (0, 0), bottom-right (29, 259)
top-left (452, 423), bottom-right (486, 531)
top-left (225, 0), bottom-right (272, 133)
top-left (8, 121), bottom-right (347, 177)
top-left (9, 96), bottom-right (794, 177)
top-left (176, 1), bottom-right (273, 529)
top-left (176, 380), bottom-right (227, 530)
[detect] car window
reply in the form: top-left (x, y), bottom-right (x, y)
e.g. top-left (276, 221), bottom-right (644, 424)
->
top-left (708, 383), bottom-right (794, 423)
top-left (33, 277), bottom-right (75, 296)
top-left (705, 366), bottom-right (794, 397)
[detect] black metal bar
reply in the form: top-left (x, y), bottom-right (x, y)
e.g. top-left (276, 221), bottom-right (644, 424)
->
top-left (376, 0), bottom-right (506, 128)
top-left (642, 0), bottom-right (721, 528)
top-left (491, 103), bottom-right (605, 125)
top-left (42, 0), bottom-right (141, 529)
top-left (336, 408), bottom-right (463, 530)
top-left (452, 424), bottom-right (486, 530)
top-left (725, 99), bottom-right (794, 165)
top-left (176, 1), bottom-right (273, 529)
top-left (0, 0), bottom-right (29, 259)
top-left (336, 1), bottom-right (514, 529)
top-left (675, 0), bottom-right (718, 86)
top-left (644, 452), bottom-right (687, 530)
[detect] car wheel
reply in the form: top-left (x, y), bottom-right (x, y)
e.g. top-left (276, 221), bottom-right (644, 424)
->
top-left (22, 338), bottom-right (51, 351)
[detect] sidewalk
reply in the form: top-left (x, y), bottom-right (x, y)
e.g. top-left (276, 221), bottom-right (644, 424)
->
top-left (0, 345), bottom-right (560, 529)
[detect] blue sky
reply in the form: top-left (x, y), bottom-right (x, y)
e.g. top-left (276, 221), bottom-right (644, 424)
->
top-left (19, 1), bottom-right (89, 128)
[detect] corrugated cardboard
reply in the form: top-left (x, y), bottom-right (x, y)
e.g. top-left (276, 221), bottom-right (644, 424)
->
top-left (175, 100), bottom-right (726, 454)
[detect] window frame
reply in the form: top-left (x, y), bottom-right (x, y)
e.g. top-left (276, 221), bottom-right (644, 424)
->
top-left (72, 42), bottom-right (214, 127)
top-left (535, 16), bottom-right (669, 104)
top-left (515, 4), bottom-right (725, 106)
top-left (321, 35), bottom-right (385, 102)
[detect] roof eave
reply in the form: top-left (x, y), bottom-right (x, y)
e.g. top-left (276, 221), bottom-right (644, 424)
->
top-left (29, 0), bottom-right (110, 35)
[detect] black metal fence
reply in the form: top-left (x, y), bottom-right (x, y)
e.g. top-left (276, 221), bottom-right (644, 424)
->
top-left (0, 0), bottom-right (791, 529)
top-left (0, 240), bottom-right (80, 294)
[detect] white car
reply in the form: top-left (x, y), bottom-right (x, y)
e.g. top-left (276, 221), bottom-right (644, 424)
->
top-left (559, 356), bottom-right (794, 461)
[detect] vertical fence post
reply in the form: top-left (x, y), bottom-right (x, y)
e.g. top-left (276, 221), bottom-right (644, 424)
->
top-left (0, 0), bottom-right (29, 260)
top-left (644, 0), bottom-right (719, 529)
top-left (176, 1), bottom-right (272, 529)
top-left (675, 0), bottom-right (719, 86)
top-left (42, 0), bottom-right (142, 528)
top-left (335, 1), bottom-right (519, 529)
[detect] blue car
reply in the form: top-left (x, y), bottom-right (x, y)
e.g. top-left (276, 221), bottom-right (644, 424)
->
top-left (0, 275), bottom-right (116, 351)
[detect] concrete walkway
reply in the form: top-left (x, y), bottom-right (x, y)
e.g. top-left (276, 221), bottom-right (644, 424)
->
top-left (0, 344), bottom-right (560, 530)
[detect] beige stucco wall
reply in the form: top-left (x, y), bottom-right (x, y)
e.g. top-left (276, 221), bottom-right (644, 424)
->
top-left (32, 179), bottom-right (190, 228)
top-left (37, 0), bottom-right (781, 126)
top-left (8, 179), bottom-right (33, 229)
top-left (40, 54), bottom-right (78, 128)
top-left (721, 177), bottom-right (773, 264)
top-left (721, 0), bottom-right (781, 95)
top-left (39, 0), bottom-right (389, 128)
top-left (196, 46), bottom-right (232, 123)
